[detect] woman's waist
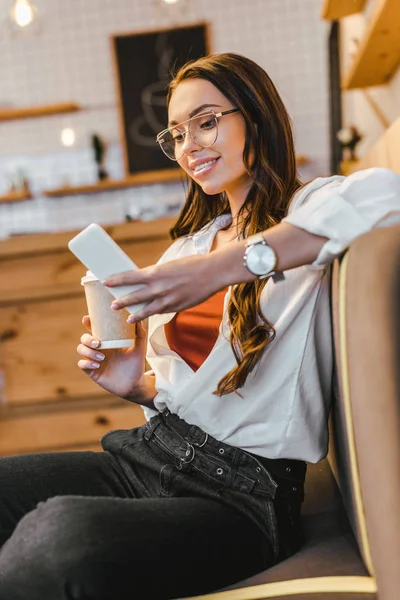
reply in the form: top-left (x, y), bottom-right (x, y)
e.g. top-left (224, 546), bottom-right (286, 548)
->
top-left (150, 390), bottom-right (329, 463)
top-left (149, 409), bottom-right (306, 489)
top-left (150, 409), bottom-right (307, 482)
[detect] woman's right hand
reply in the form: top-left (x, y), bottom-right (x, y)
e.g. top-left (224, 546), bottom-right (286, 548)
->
top-left (77, 316), bottom-right (147, 399)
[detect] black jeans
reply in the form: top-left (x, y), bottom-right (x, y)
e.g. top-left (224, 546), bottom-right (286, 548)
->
top-left (0, 410), bottom-right (306, 600)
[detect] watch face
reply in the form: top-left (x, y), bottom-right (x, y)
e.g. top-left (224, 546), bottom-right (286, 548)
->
top-left (246, 243), bottom-right (276, 275)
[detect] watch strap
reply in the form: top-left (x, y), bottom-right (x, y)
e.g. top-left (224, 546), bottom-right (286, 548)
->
top-left (245, 232), bottom-right (266, 247)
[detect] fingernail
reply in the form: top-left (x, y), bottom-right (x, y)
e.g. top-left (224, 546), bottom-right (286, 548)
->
top-left (127, 316), bottom-right (135, 324)
top-left (95, 353), bottom-right (105, 361)
top-left (111, 303), bottom-right (119, 310)
top-left (91, 340), bottom-right (100, 348)
top-left (91, 362), bottom-right (100, 369)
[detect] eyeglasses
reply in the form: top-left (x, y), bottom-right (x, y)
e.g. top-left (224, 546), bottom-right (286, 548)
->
top-left (156, 108), bottom-right (240, 161)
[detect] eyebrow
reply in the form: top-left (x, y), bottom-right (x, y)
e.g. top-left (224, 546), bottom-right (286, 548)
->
top-left (168, 103), bottom-right (222, 127)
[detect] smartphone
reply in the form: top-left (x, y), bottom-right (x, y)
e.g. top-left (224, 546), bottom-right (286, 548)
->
top-left (68, 223), bottom-right (146, 315)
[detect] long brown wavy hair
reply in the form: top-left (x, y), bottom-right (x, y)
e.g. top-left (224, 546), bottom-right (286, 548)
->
top-left (167, 53), bottom-right (301, 396)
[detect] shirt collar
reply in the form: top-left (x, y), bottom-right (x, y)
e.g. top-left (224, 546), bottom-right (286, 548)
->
top-left (189, 214), bottom-right (233, 253)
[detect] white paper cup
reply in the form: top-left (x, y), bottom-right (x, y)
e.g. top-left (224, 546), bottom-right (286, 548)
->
top-left (81, 271), bottom-right (135, 349)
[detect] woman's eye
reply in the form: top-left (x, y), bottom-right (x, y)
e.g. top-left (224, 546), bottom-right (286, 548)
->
top-left (172, 133), bottom-right (185, 143)
top-left (201, 118), bottom-right (217, 129)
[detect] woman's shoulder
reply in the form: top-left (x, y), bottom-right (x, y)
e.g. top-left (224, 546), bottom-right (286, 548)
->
top-left (289, 167), bottom-right (400, 214)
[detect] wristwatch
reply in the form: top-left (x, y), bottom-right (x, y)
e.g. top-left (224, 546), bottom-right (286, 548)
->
top-left (243, 233), bottom-right (284, 282)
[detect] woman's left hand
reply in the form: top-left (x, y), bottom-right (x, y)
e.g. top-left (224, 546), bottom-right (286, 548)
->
top-left (105, 250), bottom-right (241, 321)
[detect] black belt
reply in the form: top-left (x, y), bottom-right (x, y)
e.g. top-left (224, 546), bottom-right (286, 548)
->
top-left (249, 452), bottom-right (307, 486)
top-left (161, 409), bottom-right (307, 487)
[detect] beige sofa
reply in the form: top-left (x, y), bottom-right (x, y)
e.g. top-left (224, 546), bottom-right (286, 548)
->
top-left (184, 224), bottom-right (400, 600)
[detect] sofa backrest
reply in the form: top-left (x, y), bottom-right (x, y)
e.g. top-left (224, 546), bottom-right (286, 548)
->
top-left (328, 224), bottom-right (400, 600)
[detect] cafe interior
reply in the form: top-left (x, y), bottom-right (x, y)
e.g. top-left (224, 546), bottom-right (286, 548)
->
top-left (0, 0), bottom-right (399, 598)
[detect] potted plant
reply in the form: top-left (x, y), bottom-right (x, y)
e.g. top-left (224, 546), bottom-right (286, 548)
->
top-left (91, 133), bottom-right (109, 181)
top-left (337, 125), bottom-right (363, 162)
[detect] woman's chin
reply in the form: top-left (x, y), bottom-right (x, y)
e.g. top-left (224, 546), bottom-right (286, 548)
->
top-left (197, 180), bottom-right (225, 196)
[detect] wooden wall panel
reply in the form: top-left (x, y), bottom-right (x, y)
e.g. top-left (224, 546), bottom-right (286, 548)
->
top-left (1, 295), bottom-right (111, 404)
top-left (0, 238), bottom-right (170, 305)
top-left (0, 217), bottom-right (172, 455)
top-left (386, 116), bottom-right (400, 173)
top-left (0, 217), bottom-right (175, 259)
top-left (348, 115), bottom-right (400, 174)
top-left (0, 403), bottom-right (145, 456)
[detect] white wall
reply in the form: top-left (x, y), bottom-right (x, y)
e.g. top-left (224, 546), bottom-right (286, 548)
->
top-left (0, 0), bottom-right (331, 238)
top-left (340, 1), bottom-right (400, 157)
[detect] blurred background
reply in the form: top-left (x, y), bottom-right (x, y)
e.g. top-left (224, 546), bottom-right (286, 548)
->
top-left (1, 0), bottom-right (332, 237)
top-left (0, 0), bottom-right (399, 455)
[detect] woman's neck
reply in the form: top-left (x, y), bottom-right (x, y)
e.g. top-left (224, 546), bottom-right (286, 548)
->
top-left (223, 209), bottom-right (248, 236)
top-left (225, 175), bottom-right (253, 225)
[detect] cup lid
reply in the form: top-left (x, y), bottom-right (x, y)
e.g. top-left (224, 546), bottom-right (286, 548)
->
top-left (81, 270), bottom-right (99, 285)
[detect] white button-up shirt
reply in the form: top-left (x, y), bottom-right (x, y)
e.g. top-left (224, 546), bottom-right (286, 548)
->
top-left (144, 168), bottom-right (400, 462)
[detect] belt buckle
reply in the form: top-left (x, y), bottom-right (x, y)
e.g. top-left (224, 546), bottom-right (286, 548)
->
top-left (192, 433), bottom-right (208, 448)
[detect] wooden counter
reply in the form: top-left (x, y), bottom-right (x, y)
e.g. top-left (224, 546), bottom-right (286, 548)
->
top-left (0, 217), bottom-right (175, 456)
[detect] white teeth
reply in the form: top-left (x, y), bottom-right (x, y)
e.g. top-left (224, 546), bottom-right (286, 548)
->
top-left (193, 159), bottom-right (216, 172)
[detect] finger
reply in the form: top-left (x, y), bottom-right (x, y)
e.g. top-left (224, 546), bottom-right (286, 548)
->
top-left (80, 333), bottom-right (102, 349)
top-left (78, 359), bottom-right (101, 371)
top-left (126, 300), bottom-right (165, 323)
top-left (104, 269), bottom-right (150, 287)
top-left (135, 321), bottom-right (146, 340)
top-left (132, 321), bottom-right (148, 352)
top-left (77, 343), bottom-right (105, 363)
top-left (82, 315), bottom-right (91, 331)
top-left (110, 287), bottom-right (153, 311)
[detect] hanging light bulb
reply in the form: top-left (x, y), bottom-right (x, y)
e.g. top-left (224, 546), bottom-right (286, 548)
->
top-left (60, 128), bottom-right (76, 147)
top-left (9, 0), bottom-right (38, 29)
top-left (155, 0), bottom-right (192, 22)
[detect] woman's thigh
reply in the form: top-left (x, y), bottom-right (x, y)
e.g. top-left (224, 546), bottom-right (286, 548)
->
top-left (0, 494), bottom-right (269, 600)
top-left (0, 450), bottom-right (135, 546)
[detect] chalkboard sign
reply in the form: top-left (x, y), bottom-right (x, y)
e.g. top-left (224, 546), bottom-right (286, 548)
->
top-left (112, 23), bottom-right (210, 178)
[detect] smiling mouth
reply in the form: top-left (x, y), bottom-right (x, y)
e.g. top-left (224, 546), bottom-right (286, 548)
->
top-left (192, 158), bottom-right (220, 174)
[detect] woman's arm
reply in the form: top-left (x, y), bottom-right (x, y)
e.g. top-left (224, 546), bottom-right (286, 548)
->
top-left (104, 223), bottom-right (327, 321)
top-left (123, 372), bottom-right (157, 409)
top-left (214, 221), bottom-right (328, 282)
top-left (106, 168), bottom-right (400, 320)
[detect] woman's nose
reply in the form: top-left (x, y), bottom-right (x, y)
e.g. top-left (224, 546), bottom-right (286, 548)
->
top-left (181, 130), bottom-right (202, 155)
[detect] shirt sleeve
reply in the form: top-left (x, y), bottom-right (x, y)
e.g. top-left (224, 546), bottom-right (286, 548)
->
top-left (141, 405), bottom-right (159, 421)
top-left (139, 369), bottom-right (160, 421)
top-left (282, 167), bottom-right (400, 268)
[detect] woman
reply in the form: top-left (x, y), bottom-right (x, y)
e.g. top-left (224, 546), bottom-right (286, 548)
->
top-left (0, 53), bottom-right (399, 600)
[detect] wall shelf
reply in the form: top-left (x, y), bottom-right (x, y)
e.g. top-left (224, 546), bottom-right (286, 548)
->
top-left (43, 169), bottom-right (182, 197)
top-left (0, 102), bottom-right (80, 122)
top-left (322, 0), bottom-right (366, 21)
top-left (0, 190), bottom-right (33, 204)
top-left (43, 157), bottom-right (308, 198)
top-left (342, 0), bottom-right (400, 90)
top-left (345, 114), bottom-right (400, 174)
